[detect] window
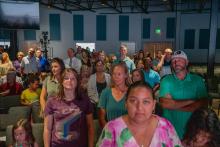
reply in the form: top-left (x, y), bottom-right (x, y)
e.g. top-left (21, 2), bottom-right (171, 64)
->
top-left (96, 15), bottom-right (106, 41)
top-left (184, 29), bottom-right (195, 49)
top-left (73, 15), bottom-right (84, 41)
top-left (199, 29), bottom-right (210, 49)
top-left (166, 17), bottom-right (176, 39)
top-left (49, 14), bottom-right (61, 40)
top-left (142, 18), bottom-right (150, 39)
top-left (119, 15), bottom-right (129, 41)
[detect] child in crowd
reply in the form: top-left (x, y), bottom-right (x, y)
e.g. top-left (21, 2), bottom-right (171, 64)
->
top-left (131, 68), bottom-right (144, 83)
top-left (9, 119), bottom-right (39, 147)
top-left (20, 75), bottom-right (42, 123)
top-left (183, 107), bottom-right (220, 147)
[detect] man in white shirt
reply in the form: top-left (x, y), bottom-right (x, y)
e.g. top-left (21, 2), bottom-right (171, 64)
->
top-left (21, 48), bottom-right (39, 75)
top-left (64, 48), bottom-right (82, 73)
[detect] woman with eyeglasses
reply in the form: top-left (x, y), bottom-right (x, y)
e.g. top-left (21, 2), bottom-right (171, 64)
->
top-left (44, 68), bottom-right (94, 147)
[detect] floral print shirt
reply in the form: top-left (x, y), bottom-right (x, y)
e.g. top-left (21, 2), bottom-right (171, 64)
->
top-left (96, 115), bottom-right (182, 147)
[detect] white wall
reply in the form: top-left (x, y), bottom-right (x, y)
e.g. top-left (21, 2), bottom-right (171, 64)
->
top-left (17, 5), bottom-right (220, 63)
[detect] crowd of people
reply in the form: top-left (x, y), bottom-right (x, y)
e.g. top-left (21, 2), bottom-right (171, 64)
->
top-left (0, 45), bottom-right (220, 147)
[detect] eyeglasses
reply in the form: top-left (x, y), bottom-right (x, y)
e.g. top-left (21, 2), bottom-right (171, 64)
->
top-left (63, 77), bottom-right (75, 81)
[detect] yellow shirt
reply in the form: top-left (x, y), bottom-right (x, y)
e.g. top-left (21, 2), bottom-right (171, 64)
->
top-left (21, 88), bottom-right (41, 105)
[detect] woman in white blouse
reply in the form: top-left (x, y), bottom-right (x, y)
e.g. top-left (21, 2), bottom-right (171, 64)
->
top-left (87, 60), bottom-right (111, 117)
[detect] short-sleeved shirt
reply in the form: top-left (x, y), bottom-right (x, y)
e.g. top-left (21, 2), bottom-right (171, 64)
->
top-left (159, 73), bottom-right (208, 138)
top-left (114, 57), bottom-right (136, 73)
top-left (43, 76), bottom-right (60, 99)
top-left (160, 60), bottom-right (172, 77)
top-left (98, 87), bottom-right (127, 121)
top-left (143, 69), bottom-right (160, 88)
top-left (96, 115), bottom-right (182, 147)
top-left (20, 55), bottom-right (39, 74)
top-left (44, 95), bottom-right (93, 147)
top-left (21, 88), bottom-right (41, 104)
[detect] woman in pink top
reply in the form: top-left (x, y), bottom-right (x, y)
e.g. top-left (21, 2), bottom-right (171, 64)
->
top-left (97, 81), bottom-right (182, 147)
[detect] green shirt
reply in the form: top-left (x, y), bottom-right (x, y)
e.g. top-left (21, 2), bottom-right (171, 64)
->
top-left (43, 76), bottom-right (60, 99)
top-left (159, 73), bottom-right (208, 139)
top-left (98, 87), bottom-right (127, 121)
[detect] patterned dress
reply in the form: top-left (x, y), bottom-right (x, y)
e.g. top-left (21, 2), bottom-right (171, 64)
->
top-left (96, 115), bottom-right (182, 147)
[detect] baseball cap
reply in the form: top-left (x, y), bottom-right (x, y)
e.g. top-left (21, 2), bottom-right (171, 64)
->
top-left (171, 50), bottom-right (188, 60)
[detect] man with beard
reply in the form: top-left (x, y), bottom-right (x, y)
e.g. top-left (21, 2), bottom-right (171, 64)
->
top-left (159, 50), bottom-right (208, 139)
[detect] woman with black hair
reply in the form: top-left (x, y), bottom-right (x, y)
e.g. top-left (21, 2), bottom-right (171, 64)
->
top-left (183, 107), bottom-right (220, 147)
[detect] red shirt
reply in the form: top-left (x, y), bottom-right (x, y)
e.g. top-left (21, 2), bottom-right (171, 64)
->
top-left (0, 82), bottom-right (23, 96)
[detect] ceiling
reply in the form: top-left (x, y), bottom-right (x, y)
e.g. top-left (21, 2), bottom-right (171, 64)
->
top-left (13, 0), bottom-right (220, 14)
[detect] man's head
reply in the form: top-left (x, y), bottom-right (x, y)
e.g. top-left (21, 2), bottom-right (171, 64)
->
top-left (35, 49), bottom-right (42, 58)
top-left (67, 48), bottom-right (75, 58)
top-left (120, 44), bottom-right (128, 57)
top-left (28, 48), bottom-right (35, 57)
top-left (77, 46), bottom-right (82, 53)
top-left (171, 50), bottom-right (188, 73)
top-left (164, 48), bottom-right (173, 61)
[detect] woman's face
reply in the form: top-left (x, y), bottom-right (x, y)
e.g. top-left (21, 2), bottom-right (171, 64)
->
top-left (137, 60), bottom-right (144, 69)
top-left (193, 130), bottom-right (211, 147)
top-left (2, 53), bottom-right (7, 61)
top-left (82, 51), bottom-right (88, 58)
top-left (132, 71), bottom-right (142, 82)
top-left (138, 52), bottom-right (144, 59)
top-left (17, 54), bottom-right (23, 61)
top-left (63, 71), bottom-right (77, 90)
top-left (14, 127), bottom-right (26, 144)
top-left (126, 87), bottom-right (156, 124)
top-left (51, 62), bottom-right (62, 76)
top-left (112, 66), bottom-right (127, 86)
top-left (98, 53), bottom-right (105, 61)
top-left (95, 61), bottom-right (104, 73)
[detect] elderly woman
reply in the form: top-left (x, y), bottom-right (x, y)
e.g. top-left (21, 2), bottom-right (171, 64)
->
top-left (97, 81), bottom-right (182, 147)
top-left (98, 62), bottom-right (129, 128)
top-left (44, 68), bottom-right (94, 147)
top-left (0, 52), bottom-right (15, 75)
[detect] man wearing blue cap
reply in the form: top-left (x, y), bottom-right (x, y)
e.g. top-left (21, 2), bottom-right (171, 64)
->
top-left (159, 50), bottom-right (208, 139)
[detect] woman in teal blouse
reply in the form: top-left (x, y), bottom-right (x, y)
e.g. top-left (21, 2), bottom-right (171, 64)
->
top-left (98, 62), bottom-right (129, 128)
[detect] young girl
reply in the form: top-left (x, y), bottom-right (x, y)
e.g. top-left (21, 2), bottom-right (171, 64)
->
top-left (131, 68), bottom-right (144, 83)
top-left (9, 119), bottom-right (39, 147)
top-left (183, 107), bottom-right (220, 147)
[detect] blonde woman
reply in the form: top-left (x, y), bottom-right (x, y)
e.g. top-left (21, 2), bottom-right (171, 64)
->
top-left (0, 52), bottom-right (14, 75)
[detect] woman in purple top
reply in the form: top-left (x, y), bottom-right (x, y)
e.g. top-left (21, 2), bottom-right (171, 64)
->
top-left (44, 68), bottom-right (94, 147)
